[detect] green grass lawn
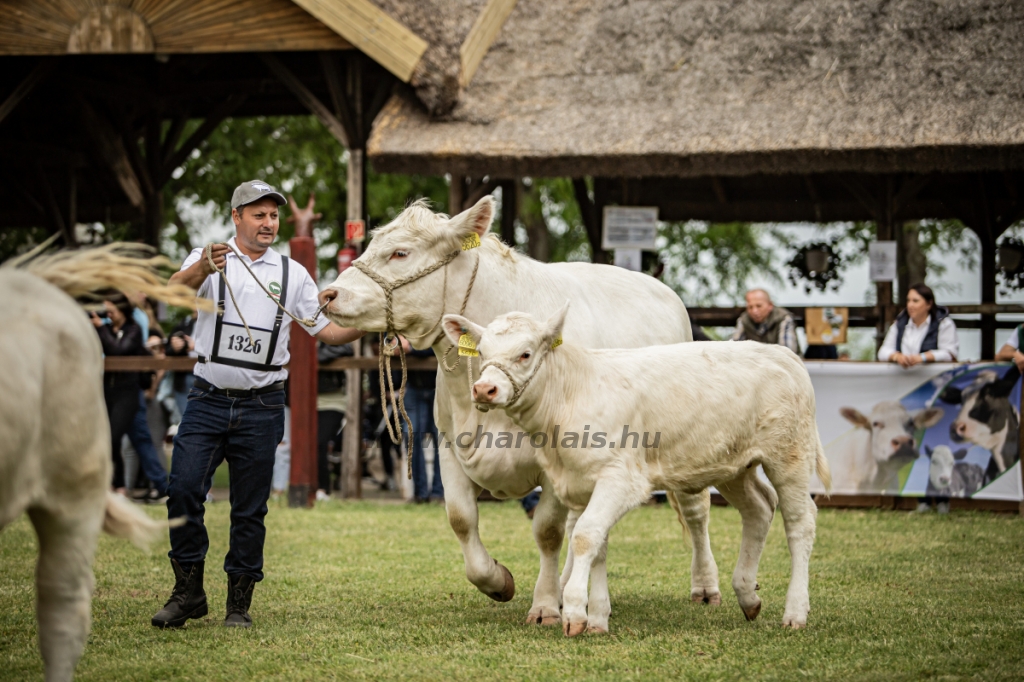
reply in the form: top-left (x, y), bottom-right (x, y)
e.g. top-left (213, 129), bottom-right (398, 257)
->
top-left (1, 500), bottom-right (1022, 681)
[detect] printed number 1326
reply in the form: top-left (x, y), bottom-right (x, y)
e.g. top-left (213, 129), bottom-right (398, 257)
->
top-left (228, 335), bottom-right (262, 354)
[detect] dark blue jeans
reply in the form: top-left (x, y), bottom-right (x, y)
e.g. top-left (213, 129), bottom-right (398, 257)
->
top-left (128, 391), bottom-right (168, 496)
top-left (407, 387), bottom-right (443, 500)
top-left (167, 385), bottom-right (285, 581)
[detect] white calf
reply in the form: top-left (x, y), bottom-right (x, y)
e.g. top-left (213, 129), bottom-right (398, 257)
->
top-left (923, 445), bottom-right (986, 497)
top-left (444, 305), bottom-right (831, 634)
top-left (0, 244), bottom-right (195, 682)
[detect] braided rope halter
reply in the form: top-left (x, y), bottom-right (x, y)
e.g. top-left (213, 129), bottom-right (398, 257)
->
top-left (351, 233), bottom-right (482, 477)
top-left (474, 335), bottom-right (562, 412)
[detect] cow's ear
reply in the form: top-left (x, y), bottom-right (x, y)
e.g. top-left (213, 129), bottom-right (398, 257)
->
top-left (914, 407), bottom-right (944, 430)
top-left (448, 195), bottom-right (494, 241)
top-left (940, 386), bottom-right (963, 404)
top-left (953, 448), bottom-right (969, 461)
top-left (442, 314), bottom-right (484, 348)
top-left (544, 300), bottom-right (570, 348)
top-left (924, 445), bottom-right (933, 457)
top-left (840, 407), bottom-right (870, 429)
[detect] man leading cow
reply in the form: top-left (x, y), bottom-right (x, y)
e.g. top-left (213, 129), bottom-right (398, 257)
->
top-left (152, 180), bottom-right (362, 629)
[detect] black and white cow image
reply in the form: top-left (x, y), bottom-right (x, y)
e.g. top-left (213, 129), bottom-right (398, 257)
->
top-left (923, 445), bottom-right (986, 497)
top-left (940, 369), bottom-right (1020, 483)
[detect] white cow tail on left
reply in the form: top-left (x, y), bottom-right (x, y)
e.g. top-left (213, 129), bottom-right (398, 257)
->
top-left (103, 492), bottom-right (184, 550)
top-left (3, 237), bottom-right (213, 311)
top-left (815, 441), bottom-right (833, 496)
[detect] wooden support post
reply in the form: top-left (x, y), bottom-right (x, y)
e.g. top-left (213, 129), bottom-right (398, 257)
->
top-left (0, 59), bottom-right (57, 127)
top-left (288, 234), bottom-right (319, 508)
top-left (875, 178), bottom-right (895, 352)
top-left (450, 175), bottom-right (466, 214)
top-left (342, 146), bottom-right (367, 499)
top-left (498, 179), bottom-right (517, 247)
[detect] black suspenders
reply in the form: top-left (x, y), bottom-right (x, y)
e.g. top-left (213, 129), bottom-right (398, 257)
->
top-left (201, 256), bottom-right (291, 372)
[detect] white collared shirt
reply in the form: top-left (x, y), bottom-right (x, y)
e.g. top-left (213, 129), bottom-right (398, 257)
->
top-left (877, 314), bottom-right (959, 363)
top-left (181, 238), bottom-right (329, 389)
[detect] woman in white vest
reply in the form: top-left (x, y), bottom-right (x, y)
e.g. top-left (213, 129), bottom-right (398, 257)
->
top-left (151, 180), bottom-right (362, 629)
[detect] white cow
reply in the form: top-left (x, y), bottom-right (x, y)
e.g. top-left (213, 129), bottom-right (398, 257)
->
top-left (444, 305), bottom-right (831, 634)
top-left (923, 445), bottom-right (985, 497)
top-left (319, 197), bottom-right (722, 625)
top-left (834, 402), bottom-right (943, 493)
top-left (0, 244), bottom-right (195, 682)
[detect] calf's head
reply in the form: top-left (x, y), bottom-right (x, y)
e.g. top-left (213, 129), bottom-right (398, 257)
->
top-left (318, 197), bottom-right (494, 341)
top-left (940, 375), bottom-right (1017, 445)
top-left (923, 445), bottom-right (968, 491)
top-left (443, 303), bottom-right (569, 410)
top-left (840, 401), bottom-right (944, 465)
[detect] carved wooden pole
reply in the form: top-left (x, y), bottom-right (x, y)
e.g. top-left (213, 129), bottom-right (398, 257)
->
top-left (287, 194), bottom-right (322, 507)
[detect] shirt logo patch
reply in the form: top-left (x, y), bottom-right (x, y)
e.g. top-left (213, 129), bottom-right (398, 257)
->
top-left (268, 281), bottom-right (282, 300)
top-left (251, 182), bottom-right (273, 193)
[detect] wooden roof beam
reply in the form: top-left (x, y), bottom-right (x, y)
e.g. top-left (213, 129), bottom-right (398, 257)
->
top-left (77, 98), bottom-right (145, 209)
top-left (261, 53), bottom-right (349, 148)
top-left (159, 94), bottom-right (247, 186)
top-left (0, 60), bottom-right (57, 127)
top-left (460, 0), bottom-right (518, 88)
top-left (290, 0), bottom-right (427, 83)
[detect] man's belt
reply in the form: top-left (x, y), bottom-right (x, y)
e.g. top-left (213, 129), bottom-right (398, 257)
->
top-left (194, 378), bottom-right (285, 399)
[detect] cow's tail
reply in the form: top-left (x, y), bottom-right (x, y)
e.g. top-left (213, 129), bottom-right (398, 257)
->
top-left (102, 491), bottom-right (184, 550)
top-left (814, 440), bottom-right (833, 497)
top-left (4, 237), bottom-right (212, 311)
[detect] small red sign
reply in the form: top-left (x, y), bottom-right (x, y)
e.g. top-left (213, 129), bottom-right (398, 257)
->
top-left (337, 246), bottom-right (357, 273)
top-left (345, 219), bottom-right (365, 243)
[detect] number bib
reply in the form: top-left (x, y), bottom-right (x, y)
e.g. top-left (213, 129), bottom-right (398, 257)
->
top-left (216, 322), bottom-right (273, 365)
top-left (201, 256), bottom-right (291, 373)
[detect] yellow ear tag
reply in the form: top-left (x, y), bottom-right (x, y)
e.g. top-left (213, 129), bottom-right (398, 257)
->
top-left (461, 232), bottom-right (481, 251)
top-left (551, 335), bottom-right (563, 350)
top-left (458, 332), bottom-right (480, 357)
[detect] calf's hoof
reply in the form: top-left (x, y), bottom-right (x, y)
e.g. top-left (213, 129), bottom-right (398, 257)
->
top-left (742, 598), bottom-right (762, 622)
top-left (563, 620), bottom-right (587, 637)
top-left (487, 561), bottom-right (515, 602)
top-left (525, 608), bottom-right (561, 626)
top-left (691, 589), bottom-right (722, 606)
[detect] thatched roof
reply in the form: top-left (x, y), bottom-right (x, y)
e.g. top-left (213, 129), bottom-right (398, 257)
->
top-left (369, 0), bottom-right (1024, 178)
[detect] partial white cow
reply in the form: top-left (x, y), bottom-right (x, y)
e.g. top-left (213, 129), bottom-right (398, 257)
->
top-left (319, 197), bottom-right (722, 626)
top-left (444, 305), bottom-right (831, 634)
top-left (0, 244), bottom-right (194, 682)
top-left (941, 371), bottom-right (1020, 481)
top-left (834, 402), bottom-right (943, 493)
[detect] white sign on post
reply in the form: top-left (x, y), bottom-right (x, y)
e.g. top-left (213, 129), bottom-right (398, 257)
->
top-left (613, 248), bottom-right (642, 271)
top-left (869, 241), bottom-right (898, 282)
top-left (602, 206), bottom-right (659, 251)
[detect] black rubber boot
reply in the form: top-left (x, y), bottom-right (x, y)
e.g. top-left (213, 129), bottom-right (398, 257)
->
top-left (224, 574), bottom-right (256, 628)
top-left (151, 559), bottom-right (208, 628)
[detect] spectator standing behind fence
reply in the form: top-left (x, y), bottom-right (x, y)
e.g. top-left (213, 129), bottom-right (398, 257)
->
top-left (878, 283), bottom-right (959, 368)
top-left (995, 323), bottom-right (1024, 372)
top-left (877, 283), bottom-right (959, 514)
top-left (316, 340), bottom-right (353, 500)
top-left (165, 309), bottom-right (197, 422)
top-left (731, 288), bottom-right (799, 354)
top-left (92, 296), bottom-right (146, 494)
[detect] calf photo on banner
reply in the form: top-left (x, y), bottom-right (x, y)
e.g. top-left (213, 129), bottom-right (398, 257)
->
top-left (807, 363), bottom-right (1022, 501)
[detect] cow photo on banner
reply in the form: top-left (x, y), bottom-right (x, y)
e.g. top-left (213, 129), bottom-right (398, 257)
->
top-left (808, 362), bottom-right (1022, 500)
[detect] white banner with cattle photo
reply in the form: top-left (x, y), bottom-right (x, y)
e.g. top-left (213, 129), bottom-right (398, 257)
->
top-left (806, 362), bottom-right (1023, 501)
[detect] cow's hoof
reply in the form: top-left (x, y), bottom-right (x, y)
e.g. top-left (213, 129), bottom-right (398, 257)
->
top-left (488, 562), bottom-right (515, 602)
top-left (742, 598), bottom-right (762, 622)
top-left (564, 620), bottom-right (587, 637)
top-left (586, 625), bottom-right (609, 634)
top-left (691, 589), bottom-right (722, 606)
top-left (525, 609), bottom-right (561, 626)
top-left (782, 614), bottom-right (807, 629)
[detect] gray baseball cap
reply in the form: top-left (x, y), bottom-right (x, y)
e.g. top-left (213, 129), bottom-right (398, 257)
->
top-left (231, 180), bottom-right (287, 210)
